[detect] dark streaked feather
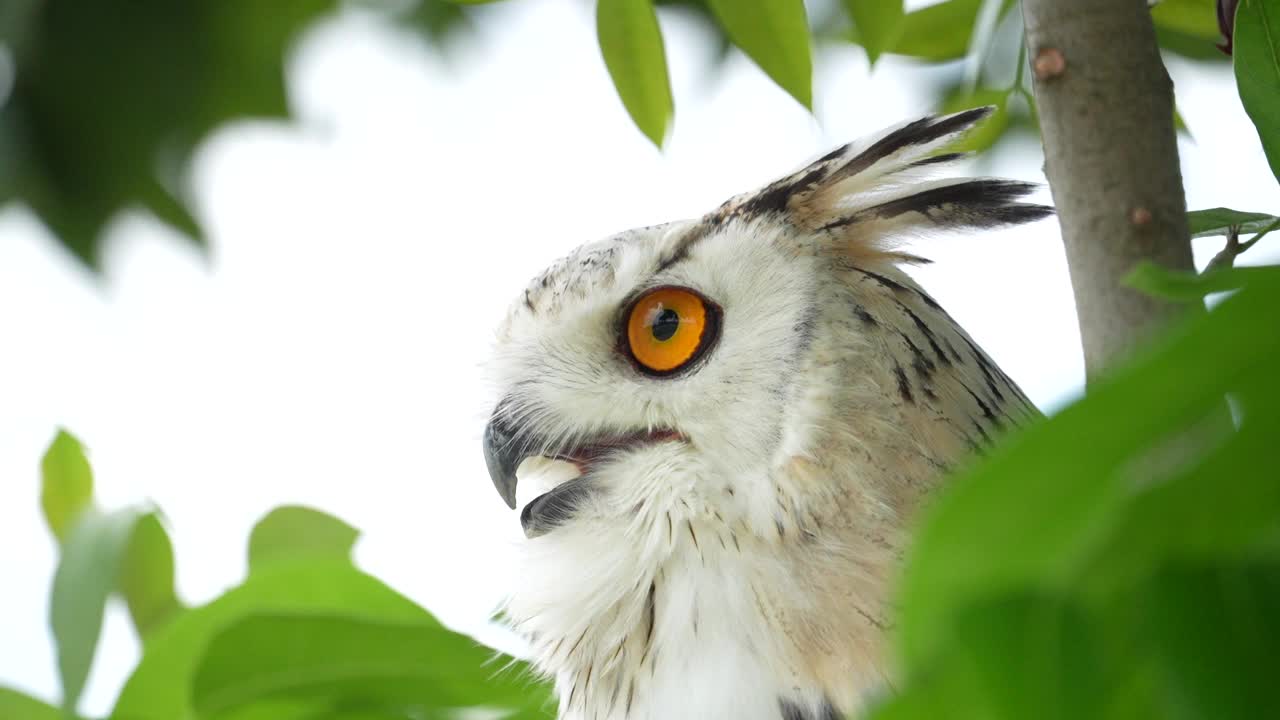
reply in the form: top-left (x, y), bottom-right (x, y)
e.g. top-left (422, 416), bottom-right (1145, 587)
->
top-left (820, 180), bottom-right (1053, 232)
top-left (825, 106), bottom-right (993, 185)
top-left (778, 697), bottom-right (842, 720)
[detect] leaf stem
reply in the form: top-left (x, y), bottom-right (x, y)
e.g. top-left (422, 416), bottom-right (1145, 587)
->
top-left (1207, 216), bottom-right (1280, 271)
top-left (1011, 34), bottom-right (1028, 94)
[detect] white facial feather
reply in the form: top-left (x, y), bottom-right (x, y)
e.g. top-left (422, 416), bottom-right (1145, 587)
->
top-left (483, 108), bottom-right (1048, 720)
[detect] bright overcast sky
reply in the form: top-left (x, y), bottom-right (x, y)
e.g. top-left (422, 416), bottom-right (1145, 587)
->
top-left (2, 0), bottom-right (1278, 714)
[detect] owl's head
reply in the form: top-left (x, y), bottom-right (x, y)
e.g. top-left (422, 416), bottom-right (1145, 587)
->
top-left (483, 108), bottom-right (1048, 546)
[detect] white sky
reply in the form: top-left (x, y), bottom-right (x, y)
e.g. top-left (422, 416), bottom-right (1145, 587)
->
top-left (2, 1), bottom-right (1278, 715)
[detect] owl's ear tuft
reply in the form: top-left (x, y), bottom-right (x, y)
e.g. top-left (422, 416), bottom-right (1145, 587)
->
top-left (725, 108), bottom-right (993, 219)
top-left (717, 108), bottom-right (1053, 264)
top-left (794, 109), bottom-right (1052, 263)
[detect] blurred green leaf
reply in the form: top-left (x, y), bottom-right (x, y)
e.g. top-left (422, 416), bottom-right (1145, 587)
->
top-left (896, 270), bottom-right (1280, 666)
top-left (203, 698), bottom-right (342, 720)
top-left (886, 263), bottom-right (1280, 718)
top-left (1173, 104), bottom-right (1193, 138)
top-left (1142, 563), bottom-right (1280, 720)
top-left (248, 505), bottom-right (360, 574)
top-left (51, 507), bottom-right (144, 714)
top-left (868, 594), bottom-right (1150, 720)
top-left (402, 0), bottom-right (471, 45)
top-left (192, 614), bottom-right (553, 719)
top-left (891, 0), bottom-right (983, 61)
top-left (843, 0), bottom-right (905, 66)
top-left (40, 429), bottom-right (94, 543)
top-left (706, 0), bottom-right (812, 109)
top-left (347, 0), bottom-right (477, 48)
top-left (1074, 376), bottom-right (1280, 598)
top-left (113, 559), bottom-right (450, 719)
top-left (210, 698), bottom-right (453, 720)
top-left (120, 512), bottom-right (185, 640)
top-left (1236, 0), bottom-right (1280, 185)
top-left (1152, 0), bottom-right (1223, 40)
top-left (959, 0), bottom-right (1007, 91)
top-left (1186, 206), bottom-right (1280, 237)
top-left (40, 429), bottom-right (184, 697)
top-left (940, 88), bottom-right (1011, 152)
top-left (0, 687), bottom-right (63, 720)
top-left (0, 0), bottom-right (40, 58)
top-left (597, 0), bottom-right (675, 147)
top-left (1123, 261), bottom-right (1276, 301)
top-left (0, 0), bottom-right (337, 268)
top-left (1157, 25), bottom-right (1232, 60)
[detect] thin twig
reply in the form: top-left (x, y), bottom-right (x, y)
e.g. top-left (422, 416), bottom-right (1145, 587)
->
top-left (1205, 217), bottom-right (1280, 272)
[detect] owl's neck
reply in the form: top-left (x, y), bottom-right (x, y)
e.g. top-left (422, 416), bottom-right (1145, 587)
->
top-left (541, 524), bottom-right (854, 720)
top-left (505, 454), bottom-right (894, 720)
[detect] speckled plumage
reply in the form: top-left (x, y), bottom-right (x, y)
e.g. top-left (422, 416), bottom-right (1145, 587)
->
top-left (483, 109), bottom-right (1049, 720)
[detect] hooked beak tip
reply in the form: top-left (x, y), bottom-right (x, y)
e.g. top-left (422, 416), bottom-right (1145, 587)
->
top-left (483, 417), bottom-right (520, 510)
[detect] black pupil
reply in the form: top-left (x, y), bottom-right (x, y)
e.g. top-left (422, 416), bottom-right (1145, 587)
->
top-left (651, 308), bottom-right (681, 342)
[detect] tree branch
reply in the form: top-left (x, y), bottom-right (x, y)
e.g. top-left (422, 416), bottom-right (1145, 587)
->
top-left (1022, 0), bottom-right (1197, 379)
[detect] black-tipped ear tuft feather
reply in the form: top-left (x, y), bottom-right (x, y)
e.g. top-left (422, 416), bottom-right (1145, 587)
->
top-left (704, 108), bottom-right (1052, 266)
top-left (819, 180), bottom-right (1053, 232)
top-left (824, 107), bottom-right (995, 186)
top-left (712, 107), bottom-right (1005, 225)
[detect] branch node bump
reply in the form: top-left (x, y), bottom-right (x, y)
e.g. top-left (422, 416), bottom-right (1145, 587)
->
top-left (1033, 47), bottom-right (1066, 80)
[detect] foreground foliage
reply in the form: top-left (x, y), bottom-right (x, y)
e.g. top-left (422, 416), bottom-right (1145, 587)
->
top-left (0, 0), bottom-right (1232, 266)
top-left (18, 435), bottom-right (555, 720)
top-left (872, 262), bottom-right (1280, 720)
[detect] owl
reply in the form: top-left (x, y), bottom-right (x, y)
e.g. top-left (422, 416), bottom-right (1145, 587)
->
top-left (483, 108), bottom-right (1049, 720)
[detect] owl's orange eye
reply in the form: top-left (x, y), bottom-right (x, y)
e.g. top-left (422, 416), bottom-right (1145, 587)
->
top-left (623, 286), bottom-right (720, 375)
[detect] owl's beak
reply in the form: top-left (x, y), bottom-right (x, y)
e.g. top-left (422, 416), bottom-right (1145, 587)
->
top-left (483, 414), bottom-right (521, 510)
top-left (484, 405), bottom-right (686, 519)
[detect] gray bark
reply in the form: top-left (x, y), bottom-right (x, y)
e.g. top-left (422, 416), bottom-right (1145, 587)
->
top-left (1022, 0), bottom-right (1197, 379)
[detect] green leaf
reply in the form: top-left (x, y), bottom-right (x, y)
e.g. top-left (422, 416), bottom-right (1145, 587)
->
top-left (1236, 0), bottom-right (1280, 185)
top-left (51, 507), bottom-right (145, 714)
top-left (959, 0), bottom-right (1007, 91)
top-left (706, 0), bottom-right (812, 109)
top-left (1074, 380), bottom-right (1280, 598)
top-left (597, 0), bottom-right (675, 147)
top-left (2, 0), bottom-right (337, 268)
top-left (1142, 563), bottom-right (1280, 720)
top-left (1152, 0), bottom-right (1223, 40)
top-left (891, 0), bottom-right (982, 61)
top-left (1186, 206), bottom-right (1280, 238)
top-left (209, 698), bottom-right (440, 720)
top-left (843, 0), bottom-right (904, 66)
top-left (113, 559), bottom-right (452, 719)
top-left (1124, 262), bottom-right (1280, 301)
top-left (896, 270), bottom-right (1280, 666)
top-left (1173, 104), bottom-right (1193, 139)
top-left (1157, 24), bottom-right (1232, 60)
top-left (868, 594), bottom-right (1150, 720)
top-left (192, 614), bottom-right (553, 719)
top-left (120, 512), bottom-right (184, 640)
top-left (940, 89), bottom-right (1011, 152)
top-left (0, 687), bottom-right (63, 720)
top-left (40, 429), bottom-right (94, 543)
top-left (400, 0), bottom-right (471, 46)
top-left (248, 505), bottom-right (360, 574)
